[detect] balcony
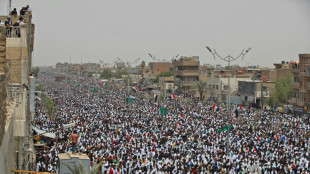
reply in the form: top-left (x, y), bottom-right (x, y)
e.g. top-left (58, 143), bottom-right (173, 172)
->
top-left (292, 82), bottom-right (300, 89)
top-left (299, 88), bottom-right (306, 93)
top-left (175, 70), bottom-right (199, 76)
top-left (307, 82), bottom-right (310, 90)
top-left (174, 61), bottom-right (199, 67)
top-left (299, 72), bottom-right (306, 76)
top-left (182, 81), bottom-right (196, 87)
top-left (5, 26), bottom-right (21, 38)
top-left (297, 100), bottom-right (304, 107)
top-left (292, 68), bottom-right (299, 73)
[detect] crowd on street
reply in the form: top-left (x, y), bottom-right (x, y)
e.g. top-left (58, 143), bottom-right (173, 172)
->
top-left (34, 72), bottom-right (310, 174)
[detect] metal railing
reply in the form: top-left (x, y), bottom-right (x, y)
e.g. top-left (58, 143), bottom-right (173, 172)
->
top-left (175, 70), bottom-right (199, 76)
top-left (6, 26), bottom-right (21, 38)
top-left (182, 81), bottom-right (196, 86)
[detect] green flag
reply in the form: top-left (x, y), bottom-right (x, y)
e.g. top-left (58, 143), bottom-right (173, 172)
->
top-left (93, 88), bottom-right (97, 93)
top-left (126, 97), bottom-right (132, 104)
top-left (160, 107), bottom-right (167, 116)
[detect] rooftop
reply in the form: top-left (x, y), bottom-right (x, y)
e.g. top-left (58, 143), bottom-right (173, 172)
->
top-left (58, 152), bottom-right (90, 160)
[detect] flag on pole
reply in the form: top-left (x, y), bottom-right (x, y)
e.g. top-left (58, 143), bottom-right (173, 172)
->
top-left (160, 107), bottom-right (167, 116)
top-left (126, 97), bottom-right (132, 104)
top-left (132, 86), bottom-right (138, 92)
top-left (179, 95), bottom-right (183, 102)
top-left (153, 93), bottom-right (157, 103)
top-left (213, 104), bottom-right (219, 112)
top-left (170, 93), bottom-right (175, 100)
top-left (179, 114), bottom-right (185, 121)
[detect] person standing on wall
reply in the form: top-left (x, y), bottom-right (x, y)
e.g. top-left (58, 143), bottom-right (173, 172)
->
top-left (70, 130), bottom-right (79, 154)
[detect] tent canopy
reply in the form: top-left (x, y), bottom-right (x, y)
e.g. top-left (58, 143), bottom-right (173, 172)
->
top-left (32, 126), bottom-right (56, 139)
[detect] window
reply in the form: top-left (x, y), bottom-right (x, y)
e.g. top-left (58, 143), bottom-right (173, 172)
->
top-left (294, 77), bottom-right (299, 82)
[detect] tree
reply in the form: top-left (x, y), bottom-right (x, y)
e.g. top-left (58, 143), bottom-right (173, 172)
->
top-left (140, 60), bottom-right (146, 83)
top-left (194, 81), bottom-right (207, 99)
top-left (32, 66), bottom-right (40, 77)
top-left (87, 72), bottom-right (95, 78)
top-left (35, 84), bottom-right (44, 91)
top-left (100, 69), bottom-right (112, 79)
top-left (115, 70), bottom-right (128, 79)
top-left (41, 93), bottom-right (55, 121)
top-left (124, 75), bottom-right (132, 86)
top-left (266, 74), bottom-right (293, 107)
top-left (266, 89), bottom-right (280, 108)
top-left (153, 72), bottom-right (174, 83)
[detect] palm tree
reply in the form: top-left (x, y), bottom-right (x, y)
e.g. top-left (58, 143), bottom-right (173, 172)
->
top-left (140, 60), bottom-right (146, 83)
top-left (63, 161), bottom-right (101, 174)
top-left (194, 81), bottom-right (207, 99)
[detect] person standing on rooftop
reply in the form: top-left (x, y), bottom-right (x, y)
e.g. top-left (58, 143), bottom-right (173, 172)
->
top-left (70, 130), bottom-right (79, 154)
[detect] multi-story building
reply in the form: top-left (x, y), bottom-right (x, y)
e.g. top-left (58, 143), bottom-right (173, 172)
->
top-left (83, 63), bottom-right (100, 72)
top-left (206, 73), bottom-right (252, 102)
top-left (173, 56), bottom-right (200, 94)
top-left (0, 12), bottom-right (36, 173)
top-left (148, 62), bottom-right (173, 76)
top-left (159, 76), bottom-right (175, 92)
top-left (56, 62), bottom-right (69, 72)
top-left (269, 62), bottom-right (293, 82)
top-left (291, 54), bottom-right (310, 114)
top-left (238, 80), bottom-right (275, 108)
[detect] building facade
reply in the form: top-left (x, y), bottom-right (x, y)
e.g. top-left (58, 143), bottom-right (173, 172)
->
top-left (291, 54), bottom-right (310, 114)
top-left (173, 56), bottom-right (200, 94)
top-left (238, 80), bottom-right (275, 108)
top-left (0, 13), bottom-right (36, 173)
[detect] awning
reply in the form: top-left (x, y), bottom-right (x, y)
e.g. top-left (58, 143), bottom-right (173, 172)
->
top-left (32, 126), bottom-right (46, 134)
top-left (42, 132), bottom-right (56, 139)
top-left (32, 126), bottom-right (56, 139)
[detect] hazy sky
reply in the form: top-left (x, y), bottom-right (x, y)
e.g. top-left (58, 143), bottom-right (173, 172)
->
top-left (11, 0), bottom-right (310, 67)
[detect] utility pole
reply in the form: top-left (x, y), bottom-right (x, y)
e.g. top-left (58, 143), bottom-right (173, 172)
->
top-left (206, 46), bottom-right (251, 154)
top-left (124, 58), bottom-right (140, 97)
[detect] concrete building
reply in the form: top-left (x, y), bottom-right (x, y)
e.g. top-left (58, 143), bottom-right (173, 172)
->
top-left (83, 63), bottom-right (100, 72)
top-left (238, 80), bottom-right (275, 108)
top-left (148, 62), bottom-right (173, 76)
top-left (159, 76), bottom-right (175, 92)
top-left (116, 62), bottom-right (126, 70)
top-left (173, 56), bottom-right (200, 94)
top-left (58, 153), bottom-right (90, 174)
top-left (269, 62), bottom-right (293, 82)
top-left (56, 62), bottom-right (69, 72)
top-left (0, 13), bottom-right (36, 173)
top-left (206, 74), bottom-right (252, 102)
top-left (291, 54), bottom-right (310, 114)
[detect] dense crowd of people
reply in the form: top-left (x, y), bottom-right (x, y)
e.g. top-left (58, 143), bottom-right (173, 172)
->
top-left (34, 72), bottom-right (310, 174)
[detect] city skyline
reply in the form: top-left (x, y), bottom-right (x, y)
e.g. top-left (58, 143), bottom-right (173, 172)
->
top-left (11, 0), bottom-right (310, 67)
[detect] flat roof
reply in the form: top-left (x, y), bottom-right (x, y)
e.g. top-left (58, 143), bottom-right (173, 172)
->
top-left (58, 152), bottom-right (90, 160)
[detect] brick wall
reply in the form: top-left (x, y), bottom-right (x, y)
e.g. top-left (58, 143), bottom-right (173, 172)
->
top-left (0, 27), bottom-right (5, 73)
top-left (0, 74), bottom-right (7, 147)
